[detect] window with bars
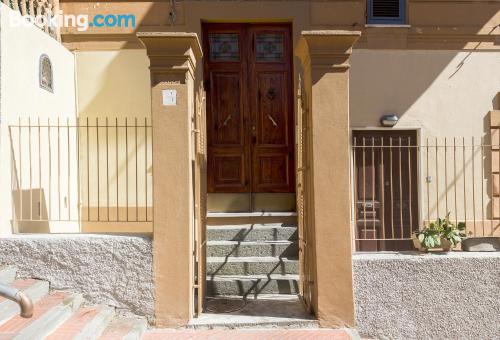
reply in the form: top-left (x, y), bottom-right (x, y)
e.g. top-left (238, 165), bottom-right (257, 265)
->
top-left (367, 0), bottom-right (406, 25)
top-left (39, 54), bottom-right (53, 92)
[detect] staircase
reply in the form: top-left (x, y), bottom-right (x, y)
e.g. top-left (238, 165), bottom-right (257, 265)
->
top-left (206, 213), bottom-right (300, 299)
top-left (0, 265), bottom-right (147, 339)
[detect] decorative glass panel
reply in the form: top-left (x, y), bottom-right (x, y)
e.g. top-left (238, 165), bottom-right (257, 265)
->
top-left (209, 33), bottom-right (239, 62)
top-left (39, 54), bottom-right (53, 92)
top-left (256, 33), bottom-right (284, 62)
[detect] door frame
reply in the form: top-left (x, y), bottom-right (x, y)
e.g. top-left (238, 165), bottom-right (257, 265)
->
top-left (349, 127), bottom-right (423, 250)
top-left (202, 22), bottom-right (296, 195)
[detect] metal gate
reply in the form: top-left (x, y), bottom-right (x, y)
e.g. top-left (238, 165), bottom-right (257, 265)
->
top-left (297, 78), bottom-right (315, 312)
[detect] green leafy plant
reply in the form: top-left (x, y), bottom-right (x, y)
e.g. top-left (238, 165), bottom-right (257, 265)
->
top-left (441, 218), bottom-right (466, 246)
top-left (414, 213), bottom-right (466, 249)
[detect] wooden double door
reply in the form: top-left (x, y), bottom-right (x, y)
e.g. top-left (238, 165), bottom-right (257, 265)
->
top-left (203, 23), bottom-right (295, 193)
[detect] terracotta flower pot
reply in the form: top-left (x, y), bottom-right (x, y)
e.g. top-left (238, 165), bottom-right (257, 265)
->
top-left (412, 236), bottom-right (453, 252)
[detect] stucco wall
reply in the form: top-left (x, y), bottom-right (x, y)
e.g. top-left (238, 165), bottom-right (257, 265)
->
top-left (0, 234), bottom-right (154, 321)
top-left (353, 252), bottom-right (500, 340)
top-left (350, 50), bottom-right (500, 232)
top-left (350, 50), bottom-right (500, 136)
top-left (0, 4), bottom-right (77, 235)
top-left (75, 50), bottom-right (152, 232)
top-left (75, 50), bottom-right (151, 119)
top-left (60, 0), bottom-right (499, 51)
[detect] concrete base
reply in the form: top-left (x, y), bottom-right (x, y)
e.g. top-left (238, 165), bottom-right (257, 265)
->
top-left (0, 234), bottom-right (154, 321)
top-left (189, 296), bottom-right (317, 329)
top-left (353, 251), bottom-right (500, 340)
top-left (207, 193), bottom-right (296, 213)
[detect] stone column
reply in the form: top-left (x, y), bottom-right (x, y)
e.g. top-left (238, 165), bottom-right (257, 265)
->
top-left (296, 30), bottom-right (361, 328)
top-left (137, 32), bottom-right (202, 327)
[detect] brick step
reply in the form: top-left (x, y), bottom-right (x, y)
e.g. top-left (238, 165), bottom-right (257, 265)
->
top-left (99, 317), bottom-right (148, 340)
top-left (207, 224), bottom-right (298, 242)
top-left (0, 266), bottom-right (17, 285)
top-left (0, 266), bottom-right (148, 339)
top-left (207, 257), bottom-right (299, 276)
top-left (207, 274), bottom-right (299, 296)
top-left (207, 240), bottom-right (299, 258)
top-left (0, 279), bottom-right (50, 325)
top-left (46, 305), bottom-right (115, 340)
top-left (0, 291), bottom-right (83, 339)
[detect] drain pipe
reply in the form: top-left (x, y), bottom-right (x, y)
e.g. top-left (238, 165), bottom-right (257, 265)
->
top-left (0, 283), bottom-right (33, 318)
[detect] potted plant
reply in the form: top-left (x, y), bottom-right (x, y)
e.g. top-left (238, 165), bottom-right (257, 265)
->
top-left (413, 214), bottom-right (466, 252)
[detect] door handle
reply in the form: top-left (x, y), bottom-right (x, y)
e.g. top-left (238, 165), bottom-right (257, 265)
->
top-left (267, 114), bottom-right (278, 127)
top-left (222, 114), bottom-right (233, 127)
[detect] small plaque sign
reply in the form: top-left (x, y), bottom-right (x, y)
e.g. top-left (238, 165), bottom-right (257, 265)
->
top-left (162, 89), bottom-right (177, 106)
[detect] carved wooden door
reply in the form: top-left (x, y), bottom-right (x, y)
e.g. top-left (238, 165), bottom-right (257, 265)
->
top-left (204, 23), bottom-right (295, 193)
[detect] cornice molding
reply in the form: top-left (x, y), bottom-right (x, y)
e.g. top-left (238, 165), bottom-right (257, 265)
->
top-left (136, 32), bottom-right (202, 78)
top-left (296, 30), bottom-right (361, 71)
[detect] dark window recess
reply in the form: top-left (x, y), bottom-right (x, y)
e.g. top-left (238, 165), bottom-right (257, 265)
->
top-left (367, 0), bottom-right (405, 24)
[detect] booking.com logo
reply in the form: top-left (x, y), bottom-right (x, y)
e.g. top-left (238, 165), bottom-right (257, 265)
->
top-left (10, 10), bottom-right (136, 31)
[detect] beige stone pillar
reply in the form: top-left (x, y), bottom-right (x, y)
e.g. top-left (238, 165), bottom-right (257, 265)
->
top-left (137, 32), bottom-right (202, 327)
top-left (296, 30), bottom-right (361, 328)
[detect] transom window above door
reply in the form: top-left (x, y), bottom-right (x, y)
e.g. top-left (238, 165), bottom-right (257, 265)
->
top-left (255, 33), bottom-right (284, 62)
top-left (208, 33), bottom-right (240, 62)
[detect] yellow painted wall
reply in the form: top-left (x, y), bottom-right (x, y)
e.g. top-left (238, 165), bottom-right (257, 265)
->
top-left (0, 4), bottom-right (77, 235)
top-left (75, 50), bottom-right (152, 231)
top-left (75, 50), bottom-right (151, 118)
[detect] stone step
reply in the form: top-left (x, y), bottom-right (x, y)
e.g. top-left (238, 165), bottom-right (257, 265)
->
top-left (207, 274), bottom-right (299, 296)
top-left (0, 279), bottom-right (50, 325)
top-left (207, 257), bottom-right (299, 276)
top-left (46, 305), bottom-right (115, 340)
top-left (0, 292), bottom-right (83, 339)
top-left (99, 317), bottom-right (148, 340)
top-left (207, 224), bottom-right (298, 242)
top-left (0, 266), bottom-right (17, 285)
top-left (189, 295), bottom-right (318, 330)
top-left (207, 240), bottom-right (299, 258)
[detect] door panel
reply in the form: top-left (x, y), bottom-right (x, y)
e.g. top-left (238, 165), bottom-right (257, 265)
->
top-left (210, 73), bottom-right (243, 146)
top-left (249, 26), bottom-right (295, 193)
top-left (204, 25), bottom-right (250, 193)
top-left (256, 73), bottom-right (287, 146)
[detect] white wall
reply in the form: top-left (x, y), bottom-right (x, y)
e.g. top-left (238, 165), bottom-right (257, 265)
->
top-left (0, 4), bottom-right (77, 234)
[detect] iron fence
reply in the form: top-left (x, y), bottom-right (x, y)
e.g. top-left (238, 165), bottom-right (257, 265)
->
top-left (5, 0), bottom-right (60, 40)
top-left (9, 117), bottom-right (153, 226)
top-left (352, 135), bottom-right (500, 251)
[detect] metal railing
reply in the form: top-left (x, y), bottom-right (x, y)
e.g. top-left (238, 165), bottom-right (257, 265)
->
top-left (352, 136), bottom-right (500, 251)
top-left (0, 283), bottom-right (33, 318)
top-left (9, 117), bottom-right (153, 227)
top-left (4, 0), bottom-right (60, 40)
